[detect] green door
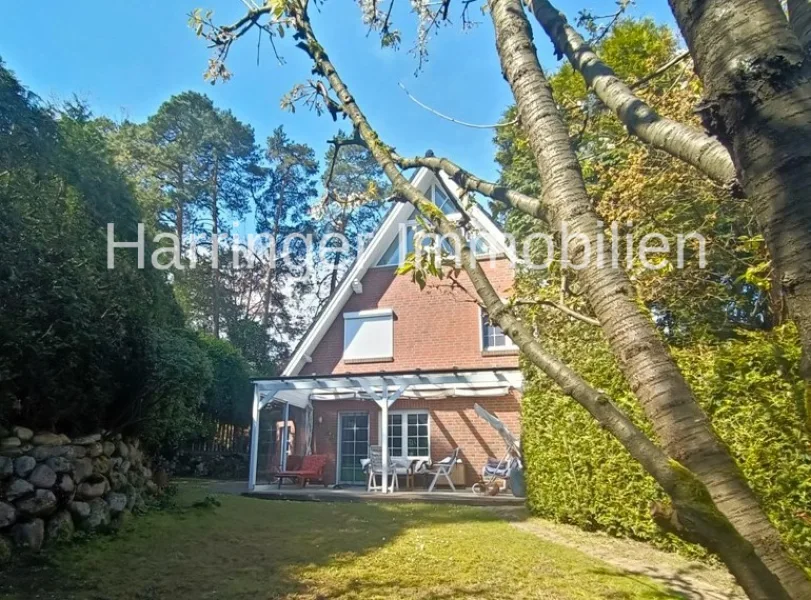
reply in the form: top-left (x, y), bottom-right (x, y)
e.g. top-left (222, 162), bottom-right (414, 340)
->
top-left (338, 413), bottom-right (369, 484)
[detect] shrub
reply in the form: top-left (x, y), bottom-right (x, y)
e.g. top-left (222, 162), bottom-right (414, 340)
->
top-left (522, 323), bottom-right (811, 563)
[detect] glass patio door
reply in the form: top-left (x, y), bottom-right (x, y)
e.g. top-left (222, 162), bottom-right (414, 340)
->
top-left (338, 413), bottom-right (369, 484)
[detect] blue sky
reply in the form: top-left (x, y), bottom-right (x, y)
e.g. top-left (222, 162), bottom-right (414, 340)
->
top-left (1, 1), bottom-right (676, 184)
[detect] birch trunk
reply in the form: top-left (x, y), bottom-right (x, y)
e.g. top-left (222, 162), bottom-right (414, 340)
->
top-left (526, 0), bottom-right (737, 188)
top-left (489, 0), bottom-right (810, 596)
top-left (666, 6), bottom-right (811, 595)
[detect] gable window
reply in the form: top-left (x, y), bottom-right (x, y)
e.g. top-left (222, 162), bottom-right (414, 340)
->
top-left (431, 184), bottom-right (457, 215)
top-left (481, 308), bottom-right (517, 351)
top-left (343, 308), bottom-right (394, 361)
top-left (386, 411), bottom-right (430, 458)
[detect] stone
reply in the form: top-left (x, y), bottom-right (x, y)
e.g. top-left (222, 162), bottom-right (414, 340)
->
top-left (28, 445), bottom-right (57, 461)
top-left (77, 476), bottom-right (107, 500)
top-left (145, 480), bottom-right (158, 495)
top-left (110, 457), bottom-right (122, 470)
top-left (120, 460), bottom-right (131, 474)
top-left (0, 502), bottom-right (17, 528)
top-left (109, 471), bottom-right (127, 491)
top-left (106, 492), bottom-right (127, 514)
top-left (68, 501), bottom-right (90, 520)
top-left (45, 456), bottom-right (72, 474)
top-left (72, 458), bottom-right (93, 482)
top-left (102, 441), bottom-right (116, 457)
top-left (82, 498), bottom-right (111, 531)
top-left (127, 471), bottom-right (144, 488)
top-left (56, 473), bottom-right (75, 495)
top-left (31, 432), bottom-right (64, 446)
top-left (87, 442), bottom-right (103, 458)
top-left (69, 445), bottom-right (87, 459)
top-left (13, 456), bottom-right (36, 478)
top-left (72, 433), bottom-right (101, 445)
top-left (12, 427), bottom-right (33, 442)
top-left (28, 464), bottom-right (56, 489)
top-left (5, 478), bottom-right (34, 500)
top-left (15, 489), bottom-right (57, 518)
top-left (12, 519), bottom-right (44, 551)
top-left (0, 448), bottom-right (22, 458)
top-left (131, 438), bottom-right (140, 450)
top-left (0, 456), bottom-right (12, 479)
top-left (117, 442), bottom-right (130, 459)
top-left (0, 426), bottom-right (7, 438)
top-left (1, 437), bottom-right (21, 450)
top-left (45, 511), bottom-right (74, 544)
top-left (0, 535), bottom-right (11, 564)
top-left (58, 445), bottom-right (76, 460)
top-left (93, 456), bottom-right (111, 475)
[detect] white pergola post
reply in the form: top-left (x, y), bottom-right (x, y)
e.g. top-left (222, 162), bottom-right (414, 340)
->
top-left (280, 401), bottom-right (290, 471)
top-left (359, 381), bottom-right (407, 494)
top-left (380, 385), bottom-right (389, 493)
top-left (248, 385), bottom-right (260, 491)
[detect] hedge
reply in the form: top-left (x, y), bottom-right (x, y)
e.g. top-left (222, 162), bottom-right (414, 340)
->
top-left (522, 323), bottom-right (811, 564)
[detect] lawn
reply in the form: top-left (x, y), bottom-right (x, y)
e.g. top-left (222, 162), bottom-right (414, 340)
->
top-left (1, 483), bottom-right (677, 600)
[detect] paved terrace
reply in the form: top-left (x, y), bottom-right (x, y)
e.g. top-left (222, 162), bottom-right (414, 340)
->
top-left (208, 481), bottom-right (525, 507)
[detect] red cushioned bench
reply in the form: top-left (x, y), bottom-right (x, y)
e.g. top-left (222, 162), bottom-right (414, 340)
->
top-left (276, 454), bottom-right (328, 489)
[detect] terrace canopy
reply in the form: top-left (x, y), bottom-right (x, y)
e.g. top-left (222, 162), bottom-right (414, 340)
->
top-left (249, 368), bottom-right (522, 492)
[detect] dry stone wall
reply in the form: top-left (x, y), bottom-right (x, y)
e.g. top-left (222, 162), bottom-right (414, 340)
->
top-left (0, 426), bottom-right (157, 560)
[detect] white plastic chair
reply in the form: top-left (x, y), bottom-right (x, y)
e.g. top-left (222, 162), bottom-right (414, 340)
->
top-left (367, 445), bottom-right (398, 492)
top-left (425, 448), bottom-right (460, 492)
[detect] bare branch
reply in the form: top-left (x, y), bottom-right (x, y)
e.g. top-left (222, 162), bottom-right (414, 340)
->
top-left (629, 50), bottom-right (690, 90)
top-left (393, 153), bottom-right (549, 223)
top-left (513, 298), bottom-right (600, 326)
top-left (398, 82), bottom-right (518, 129)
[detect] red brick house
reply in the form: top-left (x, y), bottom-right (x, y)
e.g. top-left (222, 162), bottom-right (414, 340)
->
top-left (248, 167), bottom-right (523, 490)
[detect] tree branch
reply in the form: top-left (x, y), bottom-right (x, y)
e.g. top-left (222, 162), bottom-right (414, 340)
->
top-left (514, 298), bottom-right (600, 326)
top-left (629, 50), bottom-right (691, 90)
top-left (526, 0), bottom-right (740, 190)
top-left (398, 82), bottom-right (518, 129)
top-left (392, 153), bottom-right (549, 223)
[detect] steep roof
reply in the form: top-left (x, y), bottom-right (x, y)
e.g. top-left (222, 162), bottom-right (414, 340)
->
top-left (282, 167), bottom-right (514, 376)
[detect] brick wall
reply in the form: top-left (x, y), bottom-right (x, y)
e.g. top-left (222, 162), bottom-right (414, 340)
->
top-left (304, 257), bottom-right (518, 375)
top-left (311, 393), bottom-right (520, 487)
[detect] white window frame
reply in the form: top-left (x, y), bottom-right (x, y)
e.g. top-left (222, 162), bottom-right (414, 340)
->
top-left (343, 308), bottom-right (394, 361)
top-left (382, 409), bottom-right (431, 460)
top-left (431, 184), bottom-right (461, 219)
top-left (479, 305), bottom-right (518, 351)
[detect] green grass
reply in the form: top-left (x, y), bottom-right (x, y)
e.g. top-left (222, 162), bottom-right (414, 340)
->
top-left (1, 483), bottom-right (677, 599)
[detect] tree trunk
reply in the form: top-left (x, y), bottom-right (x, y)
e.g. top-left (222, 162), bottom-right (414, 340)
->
top-left (789, 0), bottom-right (811, 52)
top-left (284, 5), bottom-right (793, 593)
top-left (261, 195), bottom-right (285, 331)
top-left (526, 0), bottom-right (738, 188)
top-left (212, 158), bottom-right (220, 339)
top-left (667, 4), bottom-right (811, 594)
top-left (488, 0), bottom-right (810, 596)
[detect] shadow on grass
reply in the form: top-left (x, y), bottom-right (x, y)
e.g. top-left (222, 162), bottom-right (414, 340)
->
top-left (0, 486), bottom-right (679, 600)
top-left (590, 564), bottom-right (743, 600)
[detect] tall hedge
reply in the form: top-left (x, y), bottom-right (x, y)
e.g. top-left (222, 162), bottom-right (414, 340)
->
top-left (522, 322), bottom-right (811, 563)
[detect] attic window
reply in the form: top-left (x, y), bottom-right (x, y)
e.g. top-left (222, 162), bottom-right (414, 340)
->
top-left (343, 308), bottom-right (394, 361)
top-left (431, 184), bottom-right (457, 215)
